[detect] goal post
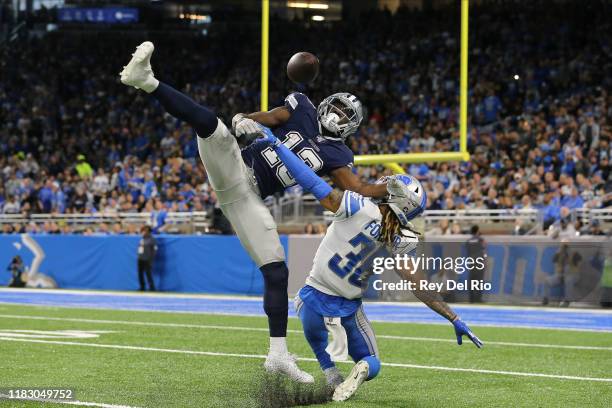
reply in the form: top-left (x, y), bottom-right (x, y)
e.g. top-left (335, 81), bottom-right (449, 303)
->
top-left (260, 0), bottom-right (471, 173)
top-left (356, 0), bottom-right (471, 173)
top-left (260, 0), bottom-right (270, 112)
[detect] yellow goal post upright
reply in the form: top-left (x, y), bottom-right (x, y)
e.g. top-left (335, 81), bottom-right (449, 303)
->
top-left (261, 0), bottom-right (270, 112)
top-left (260, 0), bottom-right (470, 174)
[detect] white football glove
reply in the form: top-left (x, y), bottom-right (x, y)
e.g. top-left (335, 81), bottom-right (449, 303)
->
top-left (231, 114), bottom-right (261, 139)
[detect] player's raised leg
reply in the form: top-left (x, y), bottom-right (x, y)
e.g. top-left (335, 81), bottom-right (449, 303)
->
top-left (120, 42), bottom-right (217, 138)
top-left (120, 41), bottom-right (312, 383)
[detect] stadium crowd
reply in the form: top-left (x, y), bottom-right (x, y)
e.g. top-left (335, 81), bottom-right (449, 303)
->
top-left (0, 1), bottom-right (610, 234)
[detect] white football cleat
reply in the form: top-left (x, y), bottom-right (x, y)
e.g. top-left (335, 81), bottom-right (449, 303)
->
top-left (264, 353), bottom-right (314, 384)
top-left (332, 360), bottom-right (369, 402)
top-left (119, 41), bottom-right (159, 93)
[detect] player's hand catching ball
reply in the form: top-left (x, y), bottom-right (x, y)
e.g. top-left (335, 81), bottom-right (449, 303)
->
top-left (452, 318), bottom-right (483, 348)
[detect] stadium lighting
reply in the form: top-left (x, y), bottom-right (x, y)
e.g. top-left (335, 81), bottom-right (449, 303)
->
top-left (287, 2), bottom-right (330, 9)
top-left (311, 15), bottom-right (325, 21)
top-left (179, 13), bottom-right (212, 24)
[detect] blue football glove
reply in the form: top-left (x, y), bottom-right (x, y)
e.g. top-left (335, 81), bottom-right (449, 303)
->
top-left (452, 318), bottom-right (483, 348)
top-left (254, 125), bottom-right (281, 147)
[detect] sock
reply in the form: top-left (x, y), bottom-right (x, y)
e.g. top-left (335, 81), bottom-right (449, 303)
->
top-left (260, 261), bottom-right (289, 337)
top-left (324, 366), bottom-right (343, 386)
top-left (362, 356), bottom-right (381, 381)
top-left (140, 76), bottom-right (159, 94)
top-left (269, 337), bottom-right (288, 355)
top-left (151, 82), bottom-right (218, 137)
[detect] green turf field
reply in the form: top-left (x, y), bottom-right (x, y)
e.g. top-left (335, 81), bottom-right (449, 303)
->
top-left (0, 303), bottom-right (610, 407)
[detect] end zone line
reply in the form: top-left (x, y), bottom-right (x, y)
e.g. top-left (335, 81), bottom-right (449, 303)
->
top-left (0, 314), bottom-right (610, 351)
top-left (0, 394), bottom-right (140, 408)
top-left (1, 337), bottom-right (610, 383)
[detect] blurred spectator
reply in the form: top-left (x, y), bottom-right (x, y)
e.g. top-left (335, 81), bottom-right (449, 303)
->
top-left (587, 220), bottom-right (606, 236)
top-left (466, 225), bottom-right (487, 303)
top-left (450, 222), bottom-right (463, 235)
top-left (75, 155), bottom-right (94, 180)
top-left (137, 225), bottom-right (157, 291)
top-left (543, 242), bottom-right (582, 307)
top-left (428, 219), bottom-right (451, 235)
top-left (7, 256), bottom-right (26, 288)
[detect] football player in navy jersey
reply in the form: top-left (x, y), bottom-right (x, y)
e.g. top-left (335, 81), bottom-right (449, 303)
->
top-left (120, 42), bottom-right (388, 383)
top-left (232, 91), bottom-right (387, 199)
top-left (233, 92), bottom-right (365, 199)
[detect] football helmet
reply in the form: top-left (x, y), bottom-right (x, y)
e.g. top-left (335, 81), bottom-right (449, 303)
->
top-left (317, 92), bottom-right (363, 141)
top-left (377, 174), bottom-right (427, 226)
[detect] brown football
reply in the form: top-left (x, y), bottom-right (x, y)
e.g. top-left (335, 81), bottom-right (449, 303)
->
top-left (287, 52), bottom-right (320, 84)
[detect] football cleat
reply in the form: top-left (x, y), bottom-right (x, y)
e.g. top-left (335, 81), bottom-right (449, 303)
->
top-left (332, 360), bottom-right (369, 402)
top-left (263, 353), bottom-right (314, 384)
top-left (119, 41), bottom-right (159, 93)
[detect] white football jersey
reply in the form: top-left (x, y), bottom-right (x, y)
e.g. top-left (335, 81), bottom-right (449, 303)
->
top-left (306, 190), bottom-right (419, 300)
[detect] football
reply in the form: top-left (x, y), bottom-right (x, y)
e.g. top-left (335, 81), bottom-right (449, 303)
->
top-left (287, 51), bottom-right (320, 84)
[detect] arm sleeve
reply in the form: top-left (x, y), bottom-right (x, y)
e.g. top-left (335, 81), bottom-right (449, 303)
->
top-left (274, 143), bottom-right (332, 200)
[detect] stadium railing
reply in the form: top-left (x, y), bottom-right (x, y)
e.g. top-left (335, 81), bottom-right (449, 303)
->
top-left (266, 195), bottom-right (612, 234)
top-left (0, 211), bottom-right (211, 234)
top-left (1, 205), bottom-right (610, 235)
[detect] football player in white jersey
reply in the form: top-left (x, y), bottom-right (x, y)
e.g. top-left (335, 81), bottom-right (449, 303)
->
top-left (256, 126), bottom-right (483, 402)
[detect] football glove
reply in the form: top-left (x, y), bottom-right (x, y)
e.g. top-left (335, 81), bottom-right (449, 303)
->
top-left (231, 114), bottom-right (261, 141)
top-left (452, 318), bottom-right (483, 348)
top-left (255, 125), bottom-right (281, 147)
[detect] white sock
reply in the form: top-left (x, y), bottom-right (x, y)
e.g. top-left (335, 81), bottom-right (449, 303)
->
top-left (269, 337), bottom-right (288, 355)
top-left (141, 76), bottom-right (159, 94)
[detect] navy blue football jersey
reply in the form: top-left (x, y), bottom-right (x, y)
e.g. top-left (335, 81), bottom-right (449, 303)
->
top-left (241, 92), bottom-right (354, 198)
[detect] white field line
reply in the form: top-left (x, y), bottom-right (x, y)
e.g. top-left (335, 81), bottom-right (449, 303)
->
top-left (1, 301), bottom-right (610, 334)
top-left (1, 314), bottom-right (610, 352)
top-left (0, 394), bottom-right (140, 408)
top-left (0, 287), bottom-right (263, 302)
top-left (0, 337), bottom-right (611, 383)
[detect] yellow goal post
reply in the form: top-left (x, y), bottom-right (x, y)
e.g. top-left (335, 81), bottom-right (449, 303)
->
top-left (260, 0), bottom-right (471, 173)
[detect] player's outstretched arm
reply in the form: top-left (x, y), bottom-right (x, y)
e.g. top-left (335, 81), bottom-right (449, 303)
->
top-left (396, 264), bottom-right (483, 348)
top-left (232, 107), bottom-right (291, 139)
top-left (246, 107), bottom-right (291, 127)
top-left (256, 126), bottom-right (343, 212)
top-left (330, 167), bottom-right (388, 199)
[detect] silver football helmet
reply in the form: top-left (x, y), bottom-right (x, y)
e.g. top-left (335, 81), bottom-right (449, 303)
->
top-left (317, 92), bottom-right (363, 141)
top-left (377, 175), bottom-right (427, 227)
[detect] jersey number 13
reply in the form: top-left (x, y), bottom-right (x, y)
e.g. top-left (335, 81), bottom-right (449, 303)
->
top-left (260, 131), bottom-right (324, 188)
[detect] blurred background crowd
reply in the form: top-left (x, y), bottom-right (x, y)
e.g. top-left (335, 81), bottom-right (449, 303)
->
top-left (0, 1), bottom-right (610, 234)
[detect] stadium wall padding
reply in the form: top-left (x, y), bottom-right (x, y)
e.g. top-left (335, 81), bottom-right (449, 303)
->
top-left (0, 234), bottom-right (274, 294)
top-left (0, 234), bottom-right (608, 304)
